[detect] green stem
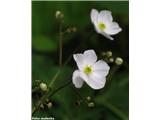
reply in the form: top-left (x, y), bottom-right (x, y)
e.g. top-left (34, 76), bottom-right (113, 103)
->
top-left (62, 45), bottom-right (81, 68)
top-left (59, 21), bottom-right (63, 68)
top-left (107, 65), bottom-right (120, 81)
top-left (48, 69), bottom-right (61, 88)
top-left (48, 80), bottom-right (72, 98)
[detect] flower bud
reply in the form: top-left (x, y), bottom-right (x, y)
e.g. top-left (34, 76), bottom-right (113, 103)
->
top-left (115, 57), bottom-right (123, 65)
top-left (66, 27), bottom-right (77, 33)
top-left (39, 83), bottom-right (48, 92)
top-left (55, 11), bottom-right (64, 19)
top-left (86, 96), bottom-right (91, 101)
top-left (40, 104), bottom-right (44, 109)
top-left (106, 51), bottom-right (112, 57)
top-left (72, 27), bottom-right (77, 32)
top-left (88, 102), bottom-right (94, 108)
top-left (47, 102), bottom-right (52, 108)
top-left (46, 99), bottom-right (49, 102)
top-left (109, 57), bottom-right (114, 63)
top-left (66, 28), bottom-right (72, 33)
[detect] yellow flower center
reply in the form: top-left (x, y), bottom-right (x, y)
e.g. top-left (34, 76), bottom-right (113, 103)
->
top-left (98, 22), bottom-right (106, 30)
top-left (83, 66), bottom-right (92, 75)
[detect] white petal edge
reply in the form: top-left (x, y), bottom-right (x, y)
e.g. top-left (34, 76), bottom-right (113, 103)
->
top-left (73, 54), bottom-right (84, 70)
top-left (83, 49), bottom-right (97, 65)
top-left (100, 32), bottom-right (114, 40)
top-left (72, 70), bottom-right (84, 88)
top-left (91, 9), bottom-right (101, 33)
top-left (91, 9), bottom-right (99, 24)
top-left (106, 22), bottom-right (122, 35)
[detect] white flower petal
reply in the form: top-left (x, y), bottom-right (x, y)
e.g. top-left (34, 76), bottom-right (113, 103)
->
top-left (101, 32), bottom-right (114, 40)
top-left (91, 9), bottom-right (99, 24)
top-left (98, 10), bottom-right (113, 24)
top-left (83, 50), bottom-right (97, 65)
top-left (72, 70), bottom-right (84, 88)
top-left (86, 73), bottom-right (106, 89)
top-left (108, 28), bottom-right (122, 35)
top-left (90, 9), bottom-right (101, 33)
top-left (106, 22), bottom-right (122, 35)
top-left (73, 54), bottom-right (84, 70)
top-left (93, 60), bottom-right (110, 77)
top-left (111, 22), bottom-right (121, 29)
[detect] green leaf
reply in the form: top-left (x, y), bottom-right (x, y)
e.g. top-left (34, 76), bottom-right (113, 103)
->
top-left (32, 36), bottom-right (58, 52)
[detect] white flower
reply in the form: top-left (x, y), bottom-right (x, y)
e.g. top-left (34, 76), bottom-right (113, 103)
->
top-left (91, 9), bottom-right (122, 40)
top-left (72, 49), bottom-right (110, 89)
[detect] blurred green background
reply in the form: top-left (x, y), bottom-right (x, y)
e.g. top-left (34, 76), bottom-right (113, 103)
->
top-left (32, 1), bottom-right (129, 120)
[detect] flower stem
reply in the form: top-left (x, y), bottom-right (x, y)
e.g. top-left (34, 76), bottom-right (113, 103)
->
top-left (48, 80), bottom-right (72, 98)
top-left (107, 65), bottom-right (120, 81)
top-left (62, 45), bottom-right (82, 68)
top-left (48, 69), bottom-right (61, 88)
top-left (59, 21), bottom-right (63, 68)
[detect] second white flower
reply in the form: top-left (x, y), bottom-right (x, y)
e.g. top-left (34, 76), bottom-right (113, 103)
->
top-left (91, 9), bottom-right (122, 40)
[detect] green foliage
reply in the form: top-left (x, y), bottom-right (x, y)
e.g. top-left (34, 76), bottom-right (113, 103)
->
top-left (32, 1), bottom-right (129, 120)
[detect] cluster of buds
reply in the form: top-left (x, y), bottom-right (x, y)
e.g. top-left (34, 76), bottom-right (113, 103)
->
top-left (40, 99), bottom-right (53, 109)
top-left (88, 102), bottom-right (94, 108)
top-left (101, 51), bottom-right (114, 63)
top-left (86, 96), bottom-right (94, 108)
top-left (66, 27), bottom-right (77, 33)
top-left (101, 50), bottom-right (123, 65)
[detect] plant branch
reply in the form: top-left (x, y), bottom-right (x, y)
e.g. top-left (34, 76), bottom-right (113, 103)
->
top-left (59, 21), bottom-right (63, 68)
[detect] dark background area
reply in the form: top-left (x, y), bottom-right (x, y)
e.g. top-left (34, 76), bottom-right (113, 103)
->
top-left (32, 1), bottom-right (129, 120)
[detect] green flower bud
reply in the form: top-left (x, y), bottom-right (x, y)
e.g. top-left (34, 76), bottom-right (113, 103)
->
top-left (88, 102), bottom-right (94, 108)
top-left (86, 96), bottom-right (91, 101)
top-left (109, 57), bottom-right (114, 63)
top-left (72, 27), bottom-right (77, 32)
top-left (66, 28), bottom-right (72, 33)
top-left (46, 99), bottom-right (49, 102)
top-left (115, 57), bottom-right (123, 65)
top-left (106, 51), bottom-right (112, 57)
top-left (40, 104), bottom-right (44, 109)
top-left (55, 11), bottom-right (64, 19)
top-left (66, 27), bottom-right (77, 33)
top-left (39, 83), bottom-right (48, 92)
top-left (47, 102), bottom-right (52, 108)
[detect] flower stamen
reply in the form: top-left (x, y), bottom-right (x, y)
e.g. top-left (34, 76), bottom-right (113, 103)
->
top-left (98, 22), bottom-right (106, 30)
top-left (83, 66), bottom-right (92, 75)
